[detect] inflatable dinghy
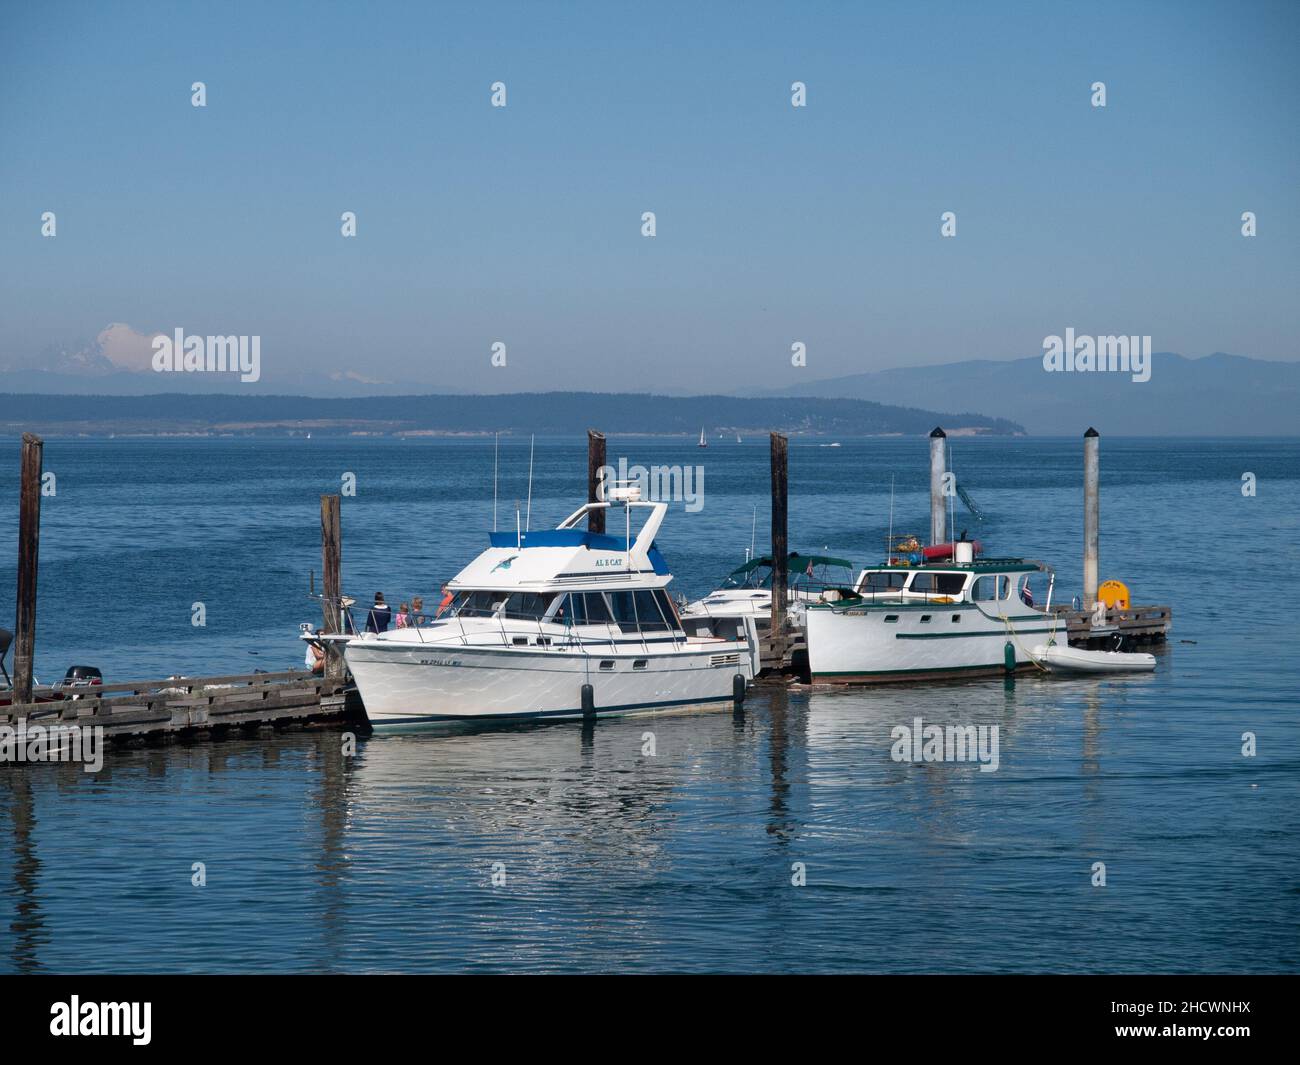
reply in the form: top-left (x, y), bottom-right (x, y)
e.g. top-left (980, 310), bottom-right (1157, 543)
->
top-left (1031, 643), bottom-right (1156, 674)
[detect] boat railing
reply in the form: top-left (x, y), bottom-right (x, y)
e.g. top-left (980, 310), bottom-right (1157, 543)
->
top-left (825, 587), bottom-right (1047, 614)
top-left (832, 589), bottom-right (1017, 610)
top-left (311, 594), bottom-right (699, 655)
top-left (828, 590), bottom-right (966, 610)
top-left (406, 610), bottom-right (642, 656)
top-left (306, 593), bottom-right (362, 637)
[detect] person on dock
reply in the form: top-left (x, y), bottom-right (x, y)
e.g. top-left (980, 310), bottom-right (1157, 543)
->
top-left (366, 592), bottom-right (392, 633)
top-left (305, 629), bottom-right (326, 675)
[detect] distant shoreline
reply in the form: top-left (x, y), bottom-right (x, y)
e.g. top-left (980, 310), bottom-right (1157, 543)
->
top-left (0, 427), bottom-right (1012, 440)
top-left (0, 391), bottom-right (1026, 439)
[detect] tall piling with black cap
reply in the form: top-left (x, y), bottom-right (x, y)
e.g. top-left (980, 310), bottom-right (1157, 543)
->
top-left (929, 426), bottom-right (946, 547)
top-left (320, 493), bottom-right (345, 680)
top-left (770, 432), bottom-right (789, 663)
top-left (1083, 427), bottom-right (1100, 610)
top-left (587, 429), bottom-right (606, 534)
top-left (12, 433), bottom-right (43, 706)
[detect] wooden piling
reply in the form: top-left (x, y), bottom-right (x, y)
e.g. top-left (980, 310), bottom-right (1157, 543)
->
top-left (320, 494), bottom-right (344, 680)
top-left (587, 430), bottom-right (606, 533)
top-left (13, 433), bottom-right (42, 707)
top-left (929, 426), bottom-right (946, 547)
top-left (1083, 427), bottom-right (1099, 610)
top-left (770, 432), bottom-right (789, 660)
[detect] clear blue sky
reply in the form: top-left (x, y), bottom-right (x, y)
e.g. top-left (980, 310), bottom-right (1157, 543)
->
top-left (1, 0), bottom-right (1296, 393)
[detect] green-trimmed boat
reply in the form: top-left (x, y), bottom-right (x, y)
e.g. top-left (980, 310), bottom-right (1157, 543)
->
top-left (805, 554), bottom-right (1059, 683)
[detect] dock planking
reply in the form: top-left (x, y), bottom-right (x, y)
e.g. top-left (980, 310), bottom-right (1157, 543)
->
top-left (1050, 603), bottom-right (1172, 648)
top-left (1, 670), bottom-right (366, 742)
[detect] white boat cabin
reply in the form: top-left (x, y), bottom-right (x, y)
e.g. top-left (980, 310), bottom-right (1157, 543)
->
top-left (848, 558), bottom-right (1049, 611)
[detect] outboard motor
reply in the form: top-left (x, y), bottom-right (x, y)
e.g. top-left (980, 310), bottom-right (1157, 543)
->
top-left (61, 664), bottom-right (103, 700)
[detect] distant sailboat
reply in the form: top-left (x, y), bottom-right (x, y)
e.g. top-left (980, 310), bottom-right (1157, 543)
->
top-left (698, 426), bottom-right (708, 448)
top-left (736, 433), bottom-right (742, 443)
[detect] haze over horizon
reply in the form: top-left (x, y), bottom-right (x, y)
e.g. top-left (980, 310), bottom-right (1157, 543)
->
top-left (1, 1), bottom-right (1297, 399)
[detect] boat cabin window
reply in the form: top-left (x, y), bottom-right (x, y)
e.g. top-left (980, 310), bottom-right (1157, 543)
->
top-left (449, 590), bottom-right (508, 618)
top-left (581, 592), bottom-right (613, 625)
top-left (560, 592), bottom-right (613, 626)
top-left (501, 592), bottom-right (559, 621)
top-left (909, 572), bottom-right (967, 596)
top-left (860, 571), bottom-right (908, 593)
top-left (972, 575), bottom-right (1010, 601)
top-left (606, 589), bottom-right (676, 633)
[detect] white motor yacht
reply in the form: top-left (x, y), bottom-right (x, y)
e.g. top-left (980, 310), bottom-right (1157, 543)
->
top-left (338, 484), bottom-right (759, 725)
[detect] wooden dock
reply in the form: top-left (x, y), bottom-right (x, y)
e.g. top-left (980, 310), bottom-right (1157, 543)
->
top-left (1051, 603), bottom-right (1172, 648)
top-left (1, 433), bottom-right (368, 746)
top-left (1, 670), bottom-right (365, 742)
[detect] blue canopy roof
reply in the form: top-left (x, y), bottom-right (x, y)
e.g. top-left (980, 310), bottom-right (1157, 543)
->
top-left (487, 529), bottom-right (669, 574)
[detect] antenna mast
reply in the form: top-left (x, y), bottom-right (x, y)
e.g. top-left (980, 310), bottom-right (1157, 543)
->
top-left (888, 474), bottom-right (895, 559)
top-left (948, 442), bottom-right (955, 544)
top-left (525, 433), bottom-right (535, 531)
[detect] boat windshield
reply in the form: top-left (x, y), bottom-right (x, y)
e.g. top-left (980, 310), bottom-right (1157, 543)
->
top-left (722, 564), bottom-right (775, 591)
top-left (446, 588), bottom-right (680, 631)
top-left (854, 569), bottom-right (969, 601)
top-left (447, 590), bottom-right (508, 618)
top-left (860, 570), bottom-right (908, 594)
top-left (449, 590), bottom-right (562, 620)
top-left (721, 554), bottom-right (854, 593)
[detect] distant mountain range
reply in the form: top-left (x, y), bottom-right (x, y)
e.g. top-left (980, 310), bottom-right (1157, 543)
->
top-left (752, 353), bottom-right (1299, 436)
top-left (1, 352), bottom-right (1293, 436)
top-left (0, 392), bottom-right (1023, 438)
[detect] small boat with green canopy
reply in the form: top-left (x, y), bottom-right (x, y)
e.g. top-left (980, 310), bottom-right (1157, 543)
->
top-left (681, 552), bottom-right (857, 637)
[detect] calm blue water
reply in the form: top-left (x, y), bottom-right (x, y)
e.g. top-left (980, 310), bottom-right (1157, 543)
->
top-left (0, 434), bottom-right (1297, 973)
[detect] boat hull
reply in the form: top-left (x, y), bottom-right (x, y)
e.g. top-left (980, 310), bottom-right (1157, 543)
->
top-left (806, 603), bottom-right (1057, 683)
top-left (345, 639), bottom-right (750, 725)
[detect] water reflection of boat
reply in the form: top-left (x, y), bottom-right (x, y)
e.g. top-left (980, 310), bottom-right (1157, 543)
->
top-left (347, 709), bottom-right (744, 871)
